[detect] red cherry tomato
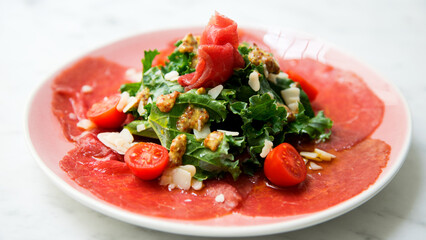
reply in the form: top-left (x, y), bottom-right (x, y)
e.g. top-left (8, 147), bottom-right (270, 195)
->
top-left (264, 143), bottom-right (307, 187)
top-left (124, 142), bottom-right (169, 180)
top-left (86, 95), bottom-right (127, 129)
top-left (286, 70), bottom-right (318, 101)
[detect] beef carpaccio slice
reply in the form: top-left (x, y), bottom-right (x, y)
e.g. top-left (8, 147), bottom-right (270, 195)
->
top-left (280, 59), bottom-right (385, 151)
top-left (61, 133), bottom-right (242, 219)
top-left (52, 56), bottom-right (389, 220)
top-left (232, 138), bottom-right (390, 216)
top-left (52, 57), bottom-right (129, 141)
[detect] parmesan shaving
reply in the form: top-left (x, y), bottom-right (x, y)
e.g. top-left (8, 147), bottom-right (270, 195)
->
top-left (260, 139), bottom-right (273, 158)
top-left (268, 71), bottom-right (288, 84)
top-left (76, 119), bottom-right (96, 130)
top-left (191, 179), bottom-right (204, 190)
top-left (300, 151), bottom-right (320, 161)
top-left (123, 96), bottom-right (138, 113)
top-left (207, 85), bottom-right (223, 99)
top-left (137, 100), bottom-right (146, 115)
top-left (215, 194), bottom-right (225, 203)
top-left (164, 71), bottom-right (180, 81)
top-left (217, 129), bottom-right (239, 136)
top-left (136, 123), bottom-right (147, 132)
top-left (314, 148), bottom-right (336, 161)
top-left (193, 124), bottom-right (211, 140)
top-left (97, 129), bottom-right (134, 155)
top-left (309, 161), bottom-right (323, 170)
top-left (159, 165), bottom-right (202, 191)
top-left (116, 92), bottom-right (130, 112)
top-left (248, 70), bottom-right (260, 91)
top-left (81, 85), bottom-right (93, 93)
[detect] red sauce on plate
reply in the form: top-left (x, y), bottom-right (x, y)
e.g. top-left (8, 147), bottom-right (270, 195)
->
top-left (52, 54), bottom-right (390, 220)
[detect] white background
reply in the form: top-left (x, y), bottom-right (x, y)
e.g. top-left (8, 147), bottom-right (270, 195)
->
top-left (1, 0), bottom-right (425, 239)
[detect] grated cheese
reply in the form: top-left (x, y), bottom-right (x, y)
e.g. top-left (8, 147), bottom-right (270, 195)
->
top-left (191, 179), bottom-right (204, 190)
top-left (248, 70), bottom-right (260, 91)
top-left (301, 149), bottom-right (336, 162)
top-left (159, 165), bottom-right (202, 191)
top-left (300, 151), bottom-right (320, 161)
top-left (119, 128), bottom-right (134, 142)
top-left (309, 161), bottom-right (323, 170)
top-left (193, 124), bottom-right (211, 140)
top-left (81, 85), bottom-right (93, 93)
top-left (268, 71), bottom-right (288, 84)
top-left (136, 123), bottom-right (147, 132)
top-left (116, 92), bottom-right (130, 112)
top-left (207, 85), bottom-right (223, 99)
top-left (260, 139), bottom-right (273, 158)
top-left (97, 128), bottom-right (134, 155)
top-left (217, 129), bottom-right (239, 136)
top-left (172, 168), bottom-right (192, 190)
top-left (164, 71), bottom-right (180, 81)
top-left (287, 102), bottom-right (299, 112)
top-left (123, 96), bottom-right (138, 113)
top-left (76, 119), bottom-right (96, 130)
top-left (137, 100), bottom-right (146, 115)
top-left (314, 148), bottom-right (336, 161)
top-left (178, 165), bottom-right (196, 177)
top-left (215, 194), bottom-right (225, 203)
top-left (263, 65), bottom-right (269, 78)
top-left (281, 86), bottom-right (300, 112)
top-left (68, 113), bottom-right (77, 120)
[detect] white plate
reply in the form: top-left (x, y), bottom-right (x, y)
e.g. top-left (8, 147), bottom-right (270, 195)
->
top-left (25, 26), bottom-right (411, 237)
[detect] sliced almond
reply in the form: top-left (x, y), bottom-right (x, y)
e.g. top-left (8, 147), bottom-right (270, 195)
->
top-left (300, 151), bottom-right (320, 161)
top-left (314, 148), bottom-right (336, 161)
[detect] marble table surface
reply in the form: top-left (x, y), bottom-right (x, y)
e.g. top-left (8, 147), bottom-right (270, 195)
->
top-left (1, 0), bottom-right (425, 239)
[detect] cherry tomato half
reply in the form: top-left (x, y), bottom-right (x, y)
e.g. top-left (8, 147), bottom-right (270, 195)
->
top-left (124, 142), bottom-right (169, 180)
top-left (264, 143), bottom-right (307, 187)
top-left (286, 70), bottom-right (318, 101)
top-left (86, 95), bottom-right (127, 129)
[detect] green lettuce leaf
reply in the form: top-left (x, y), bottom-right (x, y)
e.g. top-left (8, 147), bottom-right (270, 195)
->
top-left (286, 104), bottom-right (333, 142)
top-left (177, 89), bottom-right (227, 122)
top-left (142, 67), bottom-right (184, 100)
top-left (270, 76), bottom-right (315, 117)
top-left (230, 93), bottom-right (287, 173)
top-left (124, 120), bottom-right (158, 139)
top-left (161, 41), bottom-right (196, 75)
top-left (142, 50), bottom-right (160, 73)
top-left (119, 82), bottom-right (140, 96)
top-left (119, 49), bottom-right (161, 96)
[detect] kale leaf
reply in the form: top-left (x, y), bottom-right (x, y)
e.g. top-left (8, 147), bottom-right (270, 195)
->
top-left (142, 50), bottom-right (160, 73)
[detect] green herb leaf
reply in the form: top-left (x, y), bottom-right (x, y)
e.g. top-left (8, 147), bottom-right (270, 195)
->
top-left (124, 120), bottom-right (158, 139)
top-left (230, 93), bottom-right (287, 172)
top-left (286, 104), bottom-right (333, 142)
top-left (162, 46), bottom-right (196, 75)
top-left (177, 89), bottom-right (227, 122)
top-left (142, 50), bottom-right (160, 73)
top-left (119, 82), bottom-right (141, 96)
top-left (142, 67), bottom-right (184, 100)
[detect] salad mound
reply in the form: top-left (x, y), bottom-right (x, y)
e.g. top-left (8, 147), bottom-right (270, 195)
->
top-left (92, 12), bottom-right (334, 190)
